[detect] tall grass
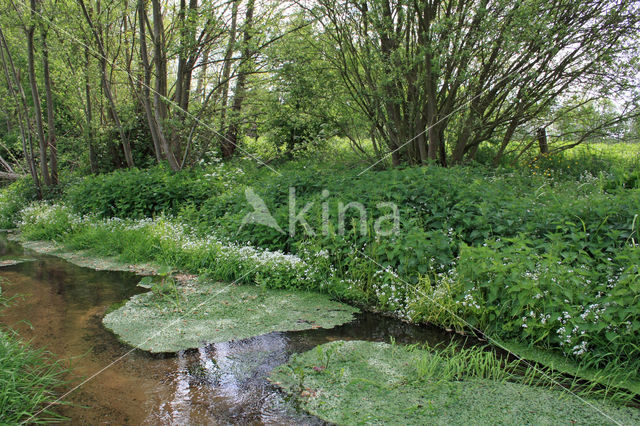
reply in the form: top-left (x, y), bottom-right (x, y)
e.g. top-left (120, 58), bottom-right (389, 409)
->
top-left (0, 281), bottom-right (67, 423)
top-left (413, 343), bottom-right (510, 382)
top-left (0, 330), bottom-right (68, 423)
top-left (411, 343), bottom-right (637, 404)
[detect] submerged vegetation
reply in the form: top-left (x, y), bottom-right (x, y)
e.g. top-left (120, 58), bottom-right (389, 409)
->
top-left (270, 340), bottom-right (640, 425)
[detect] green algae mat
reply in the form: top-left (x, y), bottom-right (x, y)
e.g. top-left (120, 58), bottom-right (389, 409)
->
top-left (0, 259), bottom-right (35, 267)
top-left (269, 341), bottom-right (640, 425)
top-left (14, 238), bottom-right (160, 275)
top-left (103, 281), bottom-right (358, 353)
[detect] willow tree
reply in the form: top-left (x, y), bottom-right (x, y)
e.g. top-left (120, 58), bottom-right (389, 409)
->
top-left (310, 0), bottom-right (640, 166)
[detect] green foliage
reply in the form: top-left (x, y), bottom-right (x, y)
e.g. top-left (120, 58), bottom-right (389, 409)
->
top-left (10, 143), bottom-right (640, 390)
top-left (450, 240), bottom-right (640, 365)
top-left (64, 165), bottom-right (219, 219)
top-left (0, 179), bottom-right (39, 228)
top-left (260, 14), bottom-right (353, 155)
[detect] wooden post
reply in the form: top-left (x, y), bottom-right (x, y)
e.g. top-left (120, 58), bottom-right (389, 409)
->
top-left (537, 127), bottom-right (549, 154)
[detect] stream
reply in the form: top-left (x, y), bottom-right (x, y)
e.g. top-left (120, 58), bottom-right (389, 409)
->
top-left (0, 234), bottom-right (458, 424)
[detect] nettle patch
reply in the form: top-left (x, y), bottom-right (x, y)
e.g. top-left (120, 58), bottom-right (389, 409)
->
top-left (103, 278), bottom-right (358, 353)
top-left (416, 236), bottom-right (640, 373)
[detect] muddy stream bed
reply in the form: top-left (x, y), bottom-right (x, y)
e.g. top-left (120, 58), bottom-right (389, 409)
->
top-left (0, 235), bottom-right (459, 424)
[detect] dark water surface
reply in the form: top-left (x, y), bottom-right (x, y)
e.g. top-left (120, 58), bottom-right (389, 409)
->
top-left (0, 235), bottom-right (458, 424)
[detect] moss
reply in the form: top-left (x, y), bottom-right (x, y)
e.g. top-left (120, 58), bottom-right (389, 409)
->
top-left (269, 341), bottom-right (640, 425)
top-left (103, 280), bottom-right (358, 353)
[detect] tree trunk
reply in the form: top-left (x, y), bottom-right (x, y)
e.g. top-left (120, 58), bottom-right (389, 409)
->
top-left (438, 125), bottom-right (447, 166)
top-left (41, 27), bottom-right (58, 184)
top-left (102, 56), bottom-right (135, 168)
top-left (0, 26), bottom-right (40, 195)
top-left (416, 117), bottom-right (428, 164)
top-left (78, 0), bottom-right (135, 168)
top-left (151, 0), bottom-right (180, 170)
top-left (137, 0), bottom-right (164, 164)
top-left (194, 47), bottom-right (209, 104)
top-left (223, 0), bottom-right (253, 159)
top-left (451, 107), bottom-right (478, 164)
top-left (218, 0), bottom-right (239, 135)
top-left (84, 45), bottom-right (98, 173)
top-left (169, 0), bottom-right (197, 162)
top-left (26, 2), bottom-right (51, 186)
top-left (427, 120), bottom-right (439, 161)
top-left (537, 127), bottom-right (549, 154)
top-left (174, 0), bottom-right (197, 112)
top-left (0, 172), bottom-right (26, 180)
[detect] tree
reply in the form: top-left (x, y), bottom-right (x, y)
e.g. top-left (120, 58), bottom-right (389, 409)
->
top-left (222, 0), bottom-right (255, 158)
top-left (78, 0), bottom-right (135, 168)
top-left (309, 0), bottom-right (640, 166)
top-left (26, 0), bottom-right (51, 185)
top-left (39, 4), bottom-right (58, 184)
top-left (0, 26), bottom-right (40, 191)
top-left (261, 14), bottom-right (353, 157)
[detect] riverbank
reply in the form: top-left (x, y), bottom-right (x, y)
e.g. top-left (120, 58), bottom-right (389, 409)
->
top-left (7, 233), bottom-right (358, 353)
top-left (1, 148), bottom-right (639, 421)
top-left (0, 233), bottom-right (460, 423)
top-left (5, 234), bottom-right (639, 424)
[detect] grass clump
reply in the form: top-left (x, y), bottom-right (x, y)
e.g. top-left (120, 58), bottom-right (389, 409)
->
top-left (0, 284), bottom-right (67, 423)
top-left (0, 331), bottom-right (67, 423)
top-left (270, 340), bottom-right (640, 425)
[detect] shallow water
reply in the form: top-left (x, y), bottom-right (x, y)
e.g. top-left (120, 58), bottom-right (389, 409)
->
top-left (0, 235), bottom-right (458, 424)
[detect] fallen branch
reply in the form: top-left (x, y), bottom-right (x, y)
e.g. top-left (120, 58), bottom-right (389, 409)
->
top-left (0, 171), bottom-right (26, 180)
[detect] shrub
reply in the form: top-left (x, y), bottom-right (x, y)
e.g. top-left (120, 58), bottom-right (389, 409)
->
top-left (64, 166), bottom-right (223, 219)
top-left (0, 179), bottom-right (39, 229)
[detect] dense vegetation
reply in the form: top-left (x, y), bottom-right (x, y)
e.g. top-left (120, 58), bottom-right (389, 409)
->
top-left (1, 143), bottom-right (638, 389)
top-left (1, 0), bottom-right (639, 421)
